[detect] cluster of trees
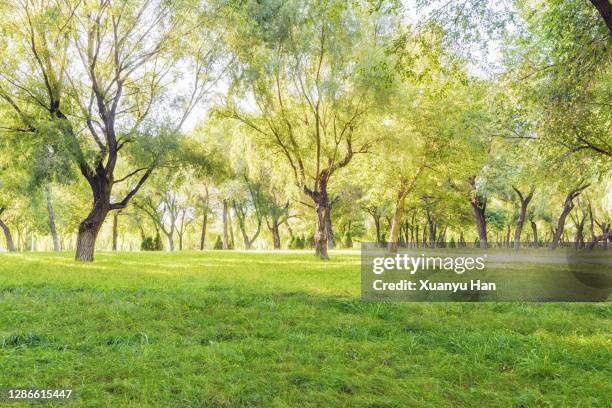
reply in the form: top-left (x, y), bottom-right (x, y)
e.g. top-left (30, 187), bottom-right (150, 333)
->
top-left (0, 0), bottom-right (610, 261)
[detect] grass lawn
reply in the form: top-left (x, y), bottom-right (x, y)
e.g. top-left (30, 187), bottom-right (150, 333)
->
top-left (0, 251), bottom-right (610, 407)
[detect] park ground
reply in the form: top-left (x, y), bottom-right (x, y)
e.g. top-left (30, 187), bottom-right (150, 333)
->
top-left (0, 251), bottom-right (610, 407)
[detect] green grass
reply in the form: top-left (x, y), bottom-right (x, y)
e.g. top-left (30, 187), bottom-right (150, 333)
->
top-left (0, 251), bottom-right (610, 407)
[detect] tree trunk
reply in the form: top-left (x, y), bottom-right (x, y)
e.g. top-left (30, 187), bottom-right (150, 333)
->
top-left (470, 200), bottom-right (487, 248)
top-left (272, 221), bottom-right (281, 249)
top-left (469, 176), bottom-right (487, 248)
top-left (325, 204), bottom-right (334, 249)
top-left (200, 213), bottom-right (208, 250)
top-left (437, 225), bottom-right (447, 247)
top-left (575, 224), bottom-right (584, 248)
top-left (112, 211), bottom-right (119, 251)
top-left (598, 223), bottom-right (610, 250)
top-left (573, 211), bottom-right (587, 248)
top-left (222, 199), bottom-right (229, 250)
top-left (286, 223), bottom-right (294, 240)
top-left (387, 190), bottom-right (407, 252)
top-left (374, 216), bottom-right (381, 246)
top-left (512, 186), bottom-right (534, 249)
top-left (234, 203), bottom-right (262, 250)
top-left (505, 225), bottom-right (511, 248)
top-left (531, 221), bottom-right (538, 246)
top-left (426, 211), bottom-right (436, 248)
top-left (0, 215), bottom-right (16, 252)
top-left (589, 0), bottom-right (612, 32)
top-left (45, 184), bottom-right (61, 252)
top-left (239, 219), bottom-right (252, 249)
top-left (314, 201), bottom-right (329, 259)
top-left (165, 231), bottom-right (175, 251)
top-left (228, 207), bottom-right (235, 249)
top-left (75, 204), bottom-right (109, 262)
top-left (549, 184), bottom-right (589, 250)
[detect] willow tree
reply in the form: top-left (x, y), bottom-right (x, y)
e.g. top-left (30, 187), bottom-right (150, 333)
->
top-left (225, 0), bottom-right (396, 259)
top-left (507, 0), bottom-right (612, 164)
top-left (0, 0), bottom-right (225, 260)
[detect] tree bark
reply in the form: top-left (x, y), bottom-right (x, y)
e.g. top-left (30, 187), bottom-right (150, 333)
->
top-left (112, 211), bottom-right (120, 251)
top-left (387, 190), bottom-right (407, 252)
top-left (597, 222), bottom-right (610, 249)
top-left (304, 173), bottom-right (330, 260)
top-left (468, 176), bottom-right (487, 248)
top-left (228, 207), bottom-right (235, 249)
top-left (572, 210), bottom-right (587, 248)
top-left (586, 227), bottom-right (612, 249)
top-left (200, 213), bottom-right (208, 250)
top-left (426, 210), bottom-right (436, 248)
top-left (314, 201), bottom-right (329, 259)
top-left (0, 210), bottom-right (16, 252)
top-left (531, 220), bottom-right (538, 246)
top-left (388, 168), bottom-right (424, 252)
top-left (75, 203), bottom-right (109, 262)
top-left (234, 201), bottom-right (262, 250)
top-left (222, 199), bottom-right (229, 250)
top-left (163, 218), bottom-right (175, 251)
top-left (549, 184), bottom-right (590, 250)
top-left (512, 186), bottom-right (534, 249)
top-left (271, 221), bottom-right (281, 249)
top-left (45, 184), bottom-right (61, 252)
top-left (325, 204), bottom-right (334, 249)
top-left (165, 232), bottom-right (175, 251)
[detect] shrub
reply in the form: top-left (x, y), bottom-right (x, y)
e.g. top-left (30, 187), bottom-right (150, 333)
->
top-left (297, 235), bottom-right (305, 249)
top-left (213, 235), bottom-right (223, 250)
top-left (142, 233), bottom-right (164, 251)
top-left (154, 233), bottom-right (163, 251)
top-left (141, 237), bottom-right (155, 251)
top-left (343, 231), bottom-right (353, 249)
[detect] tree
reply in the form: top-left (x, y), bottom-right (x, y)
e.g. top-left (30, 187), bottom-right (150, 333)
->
top-left (505, 0), bottom-right (611, 164)
top-left (0, 0), bottom-right (225, 261)
top-left (225, 0), bottom-right (396, 259)
top-left (549, 182), bottom-right (590, 250)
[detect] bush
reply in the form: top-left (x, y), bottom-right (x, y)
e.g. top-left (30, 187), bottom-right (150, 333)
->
top-left (343, 232), bottom-right (353, 249)
top-left (288, 235), bottom-right (306, 250)
top-left (213, 235), bottom-right (223, 250)
top-left (154, 233), bottom-right (163, 251)
top-left (297, 235), bottom-right (305, 249)
top-left (141, 237), bottom-right (155, 251)
top-left (142, 233), bottom-right (164, 251)
top-left (449, 237), bottom-right (456, 248)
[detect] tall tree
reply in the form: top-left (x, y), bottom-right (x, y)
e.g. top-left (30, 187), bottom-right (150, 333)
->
top-left (226, 0), bottom-right (396, 259)
top-left (0, 0), bottom-right (225, 260)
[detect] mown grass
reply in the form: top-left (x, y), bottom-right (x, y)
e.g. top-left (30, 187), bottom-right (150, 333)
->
top-left (0, 251), bottom-right (610, 407)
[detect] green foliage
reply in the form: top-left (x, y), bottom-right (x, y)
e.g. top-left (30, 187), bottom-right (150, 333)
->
top-left (213, 235), bottom-right (223, 250)
top-left (289, 235), bottom-right (306, 250)
top-left (342, 231), bottom-right (353, 249)
top-left (141, 237), bottom-right (155, 251)
top-left (141, 233), bottom-right (164, 251)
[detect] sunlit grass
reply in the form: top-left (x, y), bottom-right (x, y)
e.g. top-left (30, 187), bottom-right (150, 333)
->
top-left (0, 251), bottom-right (610, 407)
